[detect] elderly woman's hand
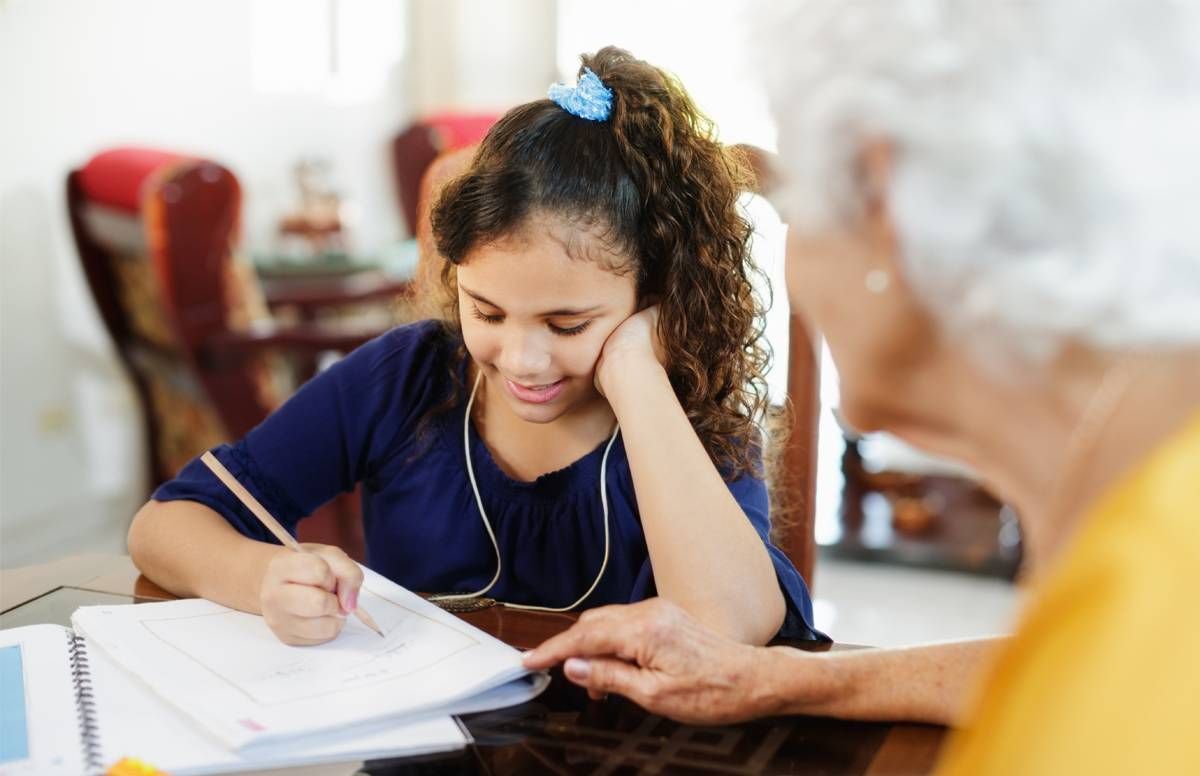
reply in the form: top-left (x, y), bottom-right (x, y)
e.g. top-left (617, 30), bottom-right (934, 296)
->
top-left (522, 598), bottom-right (790, 725)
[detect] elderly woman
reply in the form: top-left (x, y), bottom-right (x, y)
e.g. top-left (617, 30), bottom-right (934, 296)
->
top-left (525, 1), bottom-right (1200, 772)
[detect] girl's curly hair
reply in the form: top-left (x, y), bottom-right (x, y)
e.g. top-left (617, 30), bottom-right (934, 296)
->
top-left (429, 46), bottom-right (772, 481)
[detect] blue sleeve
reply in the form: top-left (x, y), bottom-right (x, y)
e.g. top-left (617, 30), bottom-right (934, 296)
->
top-left (152, 321), bottom-right (449, 543)
top-left (627, 469), bottom-right (829, 643)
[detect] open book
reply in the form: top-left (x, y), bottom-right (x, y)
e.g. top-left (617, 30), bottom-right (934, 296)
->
top-left (0, 623), bottom-right (466, 775)
top-left (0, 567), bottom-right (548, 774)
top-left (71, 566), bottom-right (547, 750)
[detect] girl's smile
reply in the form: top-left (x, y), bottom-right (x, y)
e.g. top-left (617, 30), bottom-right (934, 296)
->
top-left (504, 376), bottom-right (568, 404)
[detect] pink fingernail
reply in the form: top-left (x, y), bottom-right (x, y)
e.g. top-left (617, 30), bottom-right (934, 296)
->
top-left (346, 589), bottom-right (358, 613)
top-left (564, 658), bottom-right (590, 681)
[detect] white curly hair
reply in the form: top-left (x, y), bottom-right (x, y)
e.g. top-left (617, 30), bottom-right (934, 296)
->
top-left (756, 0), bottom-right (1200, 361)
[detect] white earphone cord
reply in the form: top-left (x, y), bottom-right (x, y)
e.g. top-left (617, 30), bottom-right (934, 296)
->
top-left (429, 372), bottom-right (619, 612)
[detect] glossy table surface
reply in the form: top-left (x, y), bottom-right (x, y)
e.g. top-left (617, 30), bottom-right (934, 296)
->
top-left (0, 555), bottom-right (946, 775)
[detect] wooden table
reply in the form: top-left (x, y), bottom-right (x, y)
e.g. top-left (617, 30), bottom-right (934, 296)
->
top-left (0, 555), bottom-right (946, 775)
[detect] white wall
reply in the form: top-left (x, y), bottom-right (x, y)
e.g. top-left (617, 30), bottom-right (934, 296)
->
top-left (408, 0), bottom-right (557, 114)
top-left (0, 0), bottom-right (409, 568)
top-left (0, 0), bottom-right (559, 568)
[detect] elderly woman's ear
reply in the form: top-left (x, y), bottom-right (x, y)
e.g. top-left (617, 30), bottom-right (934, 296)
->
top-left (853, 139), bottom-right (904, 269)
top-left (856, 139), bottom-right (895, 214)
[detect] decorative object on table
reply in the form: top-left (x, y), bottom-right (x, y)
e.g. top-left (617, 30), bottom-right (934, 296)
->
top-left (276, 156), bottom-right (349, 259)
top-left (430, 596), bottom-right (498, 613)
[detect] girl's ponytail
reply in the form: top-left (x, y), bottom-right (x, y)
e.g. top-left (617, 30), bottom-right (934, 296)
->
top-left (584, 47), bottom-right (770, 478)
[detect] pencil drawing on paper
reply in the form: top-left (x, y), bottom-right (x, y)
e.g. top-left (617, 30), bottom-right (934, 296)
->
top-left (139, 589), bottom-right (479, 705)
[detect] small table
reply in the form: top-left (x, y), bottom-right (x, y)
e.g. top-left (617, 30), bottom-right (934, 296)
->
top-left (252, 244), bottom-right (420, 383)
top-left (255, 242), bottom-right (420, 312)
top-left (1, 555), bottom-right (946, 775)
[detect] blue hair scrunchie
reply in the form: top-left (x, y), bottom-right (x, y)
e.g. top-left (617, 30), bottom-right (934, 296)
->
top-left (548, 67), bottom-right (613, 122)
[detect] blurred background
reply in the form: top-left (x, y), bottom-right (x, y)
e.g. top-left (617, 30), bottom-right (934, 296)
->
top-left (0, 0), bottom-right (1020, 646)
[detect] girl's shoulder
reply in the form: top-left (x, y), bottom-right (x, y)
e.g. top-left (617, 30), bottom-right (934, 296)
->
top-left (318, 318), bottom-right (464, 432)
top-left (342, 319), bottom-right (460, 382)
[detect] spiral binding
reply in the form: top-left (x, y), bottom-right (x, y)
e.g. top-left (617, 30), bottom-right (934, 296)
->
top-left (67, 633), bottom-right (102, 773)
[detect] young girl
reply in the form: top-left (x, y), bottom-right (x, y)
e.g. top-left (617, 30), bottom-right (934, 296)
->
top-left (128, 47), bottom-right (823, 648)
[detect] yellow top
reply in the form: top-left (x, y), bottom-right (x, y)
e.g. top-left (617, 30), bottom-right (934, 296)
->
top-left (938, 413), bottom-right (1200, 776)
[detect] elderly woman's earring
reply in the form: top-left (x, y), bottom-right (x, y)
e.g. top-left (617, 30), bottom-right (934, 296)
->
top-left (865, 269), bottom-right (891, 294)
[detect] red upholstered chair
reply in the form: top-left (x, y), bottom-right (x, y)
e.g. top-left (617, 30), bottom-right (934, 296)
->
top-left (412, 145), bottom-right (823, 587)
top-left (410, 146), bottom-right (478, 318)
top-left (67, 147), bottom-right (407, 558)
top-left (391, 113), bottom-right (499, 237)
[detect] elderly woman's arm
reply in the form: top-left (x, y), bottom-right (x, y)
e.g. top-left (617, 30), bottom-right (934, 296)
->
top-left (523, 598), bottom-right (1004, 726)
top-left (762, 637), bottom-right (1001, 724)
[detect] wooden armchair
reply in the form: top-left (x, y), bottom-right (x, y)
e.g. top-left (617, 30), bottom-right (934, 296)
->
top-left (67, 147), bottom-right (409, 556)
top-left (734, 144), bottom-right (821, 588)
top-left (413, 145), bottom-right (822, 587)
top-left (391, 113), bottom-right (499, 237)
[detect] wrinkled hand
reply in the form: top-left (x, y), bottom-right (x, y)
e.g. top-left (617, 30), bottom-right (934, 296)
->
top-left (258, 543), bottom-right (363, 646)
top-left (522, 598), bottom-right (775, 725)
top-left (594, 305), bottom-right (666, 398)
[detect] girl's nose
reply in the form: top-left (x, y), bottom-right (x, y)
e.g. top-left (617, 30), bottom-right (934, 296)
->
top-left (499, 329), bottom-right (552, 379)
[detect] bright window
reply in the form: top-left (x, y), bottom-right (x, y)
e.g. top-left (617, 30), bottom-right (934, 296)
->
top-left (252, 0), bottom-right (406, 102)
top-left (556, 0), bottom-right (776, 149)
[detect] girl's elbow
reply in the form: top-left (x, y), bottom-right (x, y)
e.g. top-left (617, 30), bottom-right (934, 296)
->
top-left (748, 588), bottom-right (787, 645)
top-left (735, 562), bottom-right (787, 644)
top-left (126, 500), bottom-right (159, 571)
top-left (711, 588), bottom-right (786, 646)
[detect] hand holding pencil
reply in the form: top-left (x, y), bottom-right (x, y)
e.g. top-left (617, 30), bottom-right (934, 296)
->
top-left (200, 452), bottom-right (385, 644)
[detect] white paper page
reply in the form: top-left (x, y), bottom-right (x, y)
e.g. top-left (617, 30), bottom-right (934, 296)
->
top-left (0, 625), bottom-right (85, 776)
top-left (86, 640), bottom-right (466, 775)
top-left (72, 567), bottom-right (533, 750)
top-left (438, 672), bottom-right (551, 717)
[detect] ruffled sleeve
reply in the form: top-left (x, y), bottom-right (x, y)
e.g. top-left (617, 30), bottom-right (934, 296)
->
top-left (152, 321), bottom-right (452, 542)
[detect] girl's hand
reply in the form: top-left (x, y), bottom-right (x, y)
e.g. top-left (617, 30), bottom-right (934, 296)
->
top-left (258, 543), bottom-right (363, 646)
top-left (595, 305), bottom-right (666, 398)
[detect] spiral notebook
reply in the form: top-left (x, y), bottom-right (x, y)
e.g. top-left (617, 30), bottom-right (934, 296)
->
top-left (0, 567), bottom-right (549, 774)
top-left (69, 566), bottom-right (546, 751)
top-left (0, 623), bottom-right (467, 775)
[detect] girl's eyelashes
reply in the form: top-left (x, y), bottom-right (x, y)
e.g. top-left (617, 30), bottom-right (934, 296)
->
top-left (549, 320), bottom-right (592, 337)
top-left (470, 304), bottom-right (504, 324)
top-left (470, 303), bottom-right (593, 337)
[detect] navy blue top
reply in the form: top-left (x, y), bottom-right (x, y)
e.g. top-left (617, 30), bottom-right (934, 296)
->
top-left (155, 321), bottom-right (825, 640)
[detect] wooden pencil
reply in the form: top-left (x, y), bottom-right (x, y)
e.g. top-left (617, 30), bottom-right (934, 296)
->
top-left (200, 451), bottom-right (385, 638)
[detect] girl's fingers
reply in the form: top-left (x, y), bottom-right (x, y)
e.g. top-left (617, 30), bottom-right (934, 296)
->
top-left (280, 581), bottom-right (342, 618)
top-left (306, 545), bottom-right (365, 612)
top-left (286, 614), bottom-right (347, 644)
top-left (279, 551), bottom-right (337, 591)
